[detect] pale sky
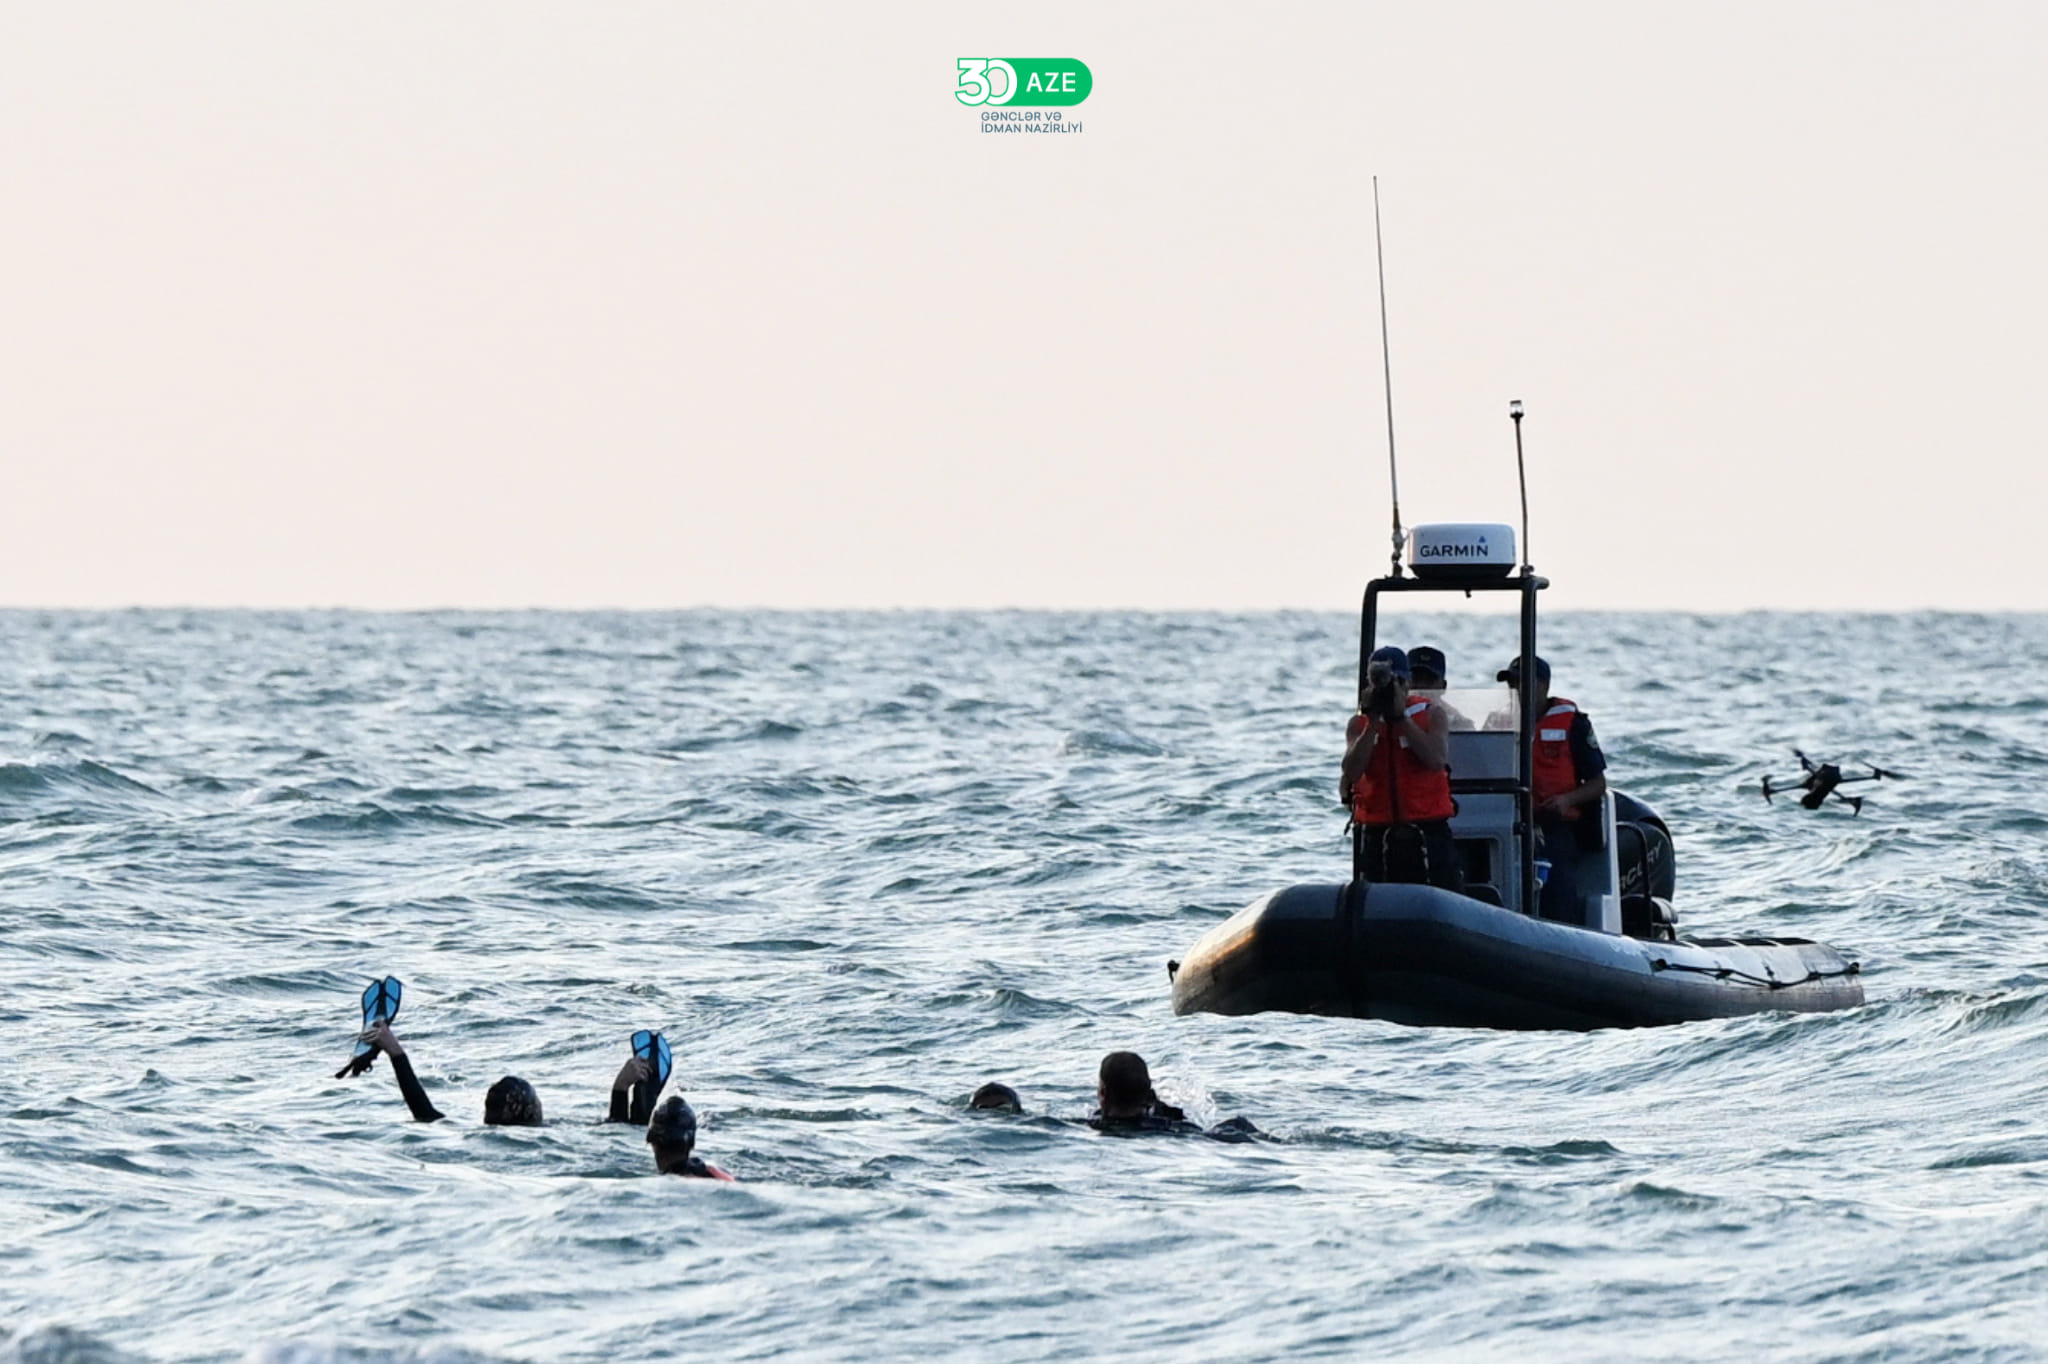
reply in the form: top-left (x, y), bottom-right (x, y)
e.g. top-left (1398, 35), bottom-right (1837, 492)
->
top-left (4, 2), bottom-right (2044, 610)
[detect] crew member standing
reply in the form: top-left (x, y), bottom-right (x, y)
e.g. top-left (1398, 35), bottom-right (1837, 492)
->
top-left (1341, 647), bottom-right (1462, 891)
top-left (1499, 655), bottom-right (1607, 922)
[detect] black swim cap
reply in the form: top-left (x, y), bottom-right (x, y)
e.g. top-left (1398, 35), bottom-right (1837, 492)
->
top-left (484, 1076), bottom-right (543, 1127)
top-left (1098, 1051), bottom-right (1156, 1110)
top-left (647, 1094), bottom-right (697, 1150)
top-left (970, 1082), bottom-right (1023, 1113)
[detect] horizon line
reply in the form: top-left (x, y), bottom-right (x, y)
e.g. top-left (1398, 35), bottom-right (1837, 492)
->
top-left (0, 602), bottom-right (2039, 617)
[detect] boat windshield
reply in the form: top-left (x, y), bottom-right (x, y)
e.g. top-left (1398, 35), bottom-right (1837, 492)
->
top-left (1416, 686), bottom-right (1520, 732)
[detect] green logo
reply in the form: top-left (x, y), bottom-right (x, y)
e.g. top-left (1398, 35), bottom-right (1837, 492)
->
top-left (956, 59), bottom-right (1092, 107)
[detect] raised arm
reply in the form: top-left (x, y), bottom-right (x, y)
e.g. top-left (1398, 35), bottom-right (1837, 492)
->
top-left (358, 1021), bottom-right (444, 1123)
top-left (609, 1056), bottom-right (653, 1124)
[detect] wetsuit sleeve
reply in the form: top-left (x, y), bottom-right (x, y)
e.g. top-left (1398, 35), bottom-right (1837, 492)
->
top-left (607, 1083), bottom-right (659, 1125)
top-left (1569, 713), bottom-right (1607, 781)
top-left (387, 1051), bottom-right (445, 1123)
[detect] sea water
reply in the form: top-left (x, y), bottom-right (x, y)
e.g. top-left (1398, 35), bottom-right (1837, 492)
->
top-left (3, 609), bottom-right (2046, 1362)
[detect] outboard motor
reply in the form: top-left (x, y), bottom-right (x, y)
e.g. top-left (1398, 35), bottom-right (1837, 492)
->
top-left (1613, 791), bottom-right (1677, 941)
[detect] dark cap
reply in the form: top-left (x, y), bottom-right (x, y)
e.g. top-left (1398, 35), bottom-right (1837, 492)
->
top-left (647, 1094), bottom-right (697, 1150)
top-left (969, 1082), bottom-right (1023, 1113)
top-left (1496, 656), bottom-right (1551, 685)
top-left (1408, 646), bottom-right (1447, 681)
top-left (484, 1076), bottom-right (543, 1127)
top-left (1366, 646), bottom-right (1411, 681)
top-left (1098, 1051), bottom-right (1157, 1108)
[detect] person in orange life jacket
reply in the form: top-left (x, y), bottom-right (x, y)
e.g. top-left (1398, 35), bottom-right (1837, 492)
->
top-left (1497, 655), bottom-right (1607, 922)
top-left (1340, 646), bottom-right (1463, 891)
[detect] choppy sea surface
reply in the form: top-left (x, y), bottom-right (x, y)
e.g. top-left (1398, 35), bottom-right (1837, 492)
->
top-left (4, 609), bottom-right (2047, 1363)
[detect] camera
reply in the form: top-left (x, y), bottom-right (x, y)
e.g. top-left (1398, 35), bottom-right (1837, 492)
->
top-left (1365, 660), bottom-right (1404, 723)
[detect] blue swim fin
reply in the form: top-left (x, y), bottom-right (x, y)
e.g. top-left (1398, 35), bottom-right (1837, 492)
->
top-left (631, 1029), bottom-right (673, 1092)
top-left (356, 976), bottom-right (403, 1052)
top-left (338, 976), bottom-right (403, 1078)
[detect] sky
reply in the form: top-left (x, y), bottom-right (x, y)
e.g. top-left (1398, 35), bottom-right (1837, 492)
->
top-left (4, 2), bottom-right (2045, 610)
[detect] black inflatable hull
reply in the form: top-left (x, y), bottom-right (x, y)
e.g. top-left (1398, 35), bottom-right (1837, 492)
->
top-left (1171, 883), bottom-right (1863, 1030)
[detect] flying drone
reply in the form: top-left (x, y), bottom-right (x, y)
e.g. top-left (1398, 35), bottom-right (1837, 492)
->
top-left (1761, 749), bottom-right (1904, 815)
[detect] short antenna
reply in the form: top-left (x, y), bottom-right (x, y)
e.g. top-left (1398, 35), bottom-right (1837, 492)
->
top-left (1509, 399), bottom-right (1530, 574)
top-left (1373, 177), bottom-right (1403, 577)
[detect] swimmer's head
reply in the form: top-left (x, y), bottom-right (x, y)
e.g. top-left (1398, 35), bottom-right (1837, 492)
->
top-left (1097, 1051), bottom-right (1156, 1119)
top-left (970, 1082), bottom-right (1023, 1114)
top-left (647, 1094), bottom-right (698, 1174)
top-left (484, 1076), bottom-right (543, 1127)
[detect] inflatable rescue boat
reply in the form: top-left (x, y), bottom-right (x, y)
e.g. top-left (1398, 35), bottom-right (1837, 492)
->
top-left (1169, 523), bottom-right (1863, 1030)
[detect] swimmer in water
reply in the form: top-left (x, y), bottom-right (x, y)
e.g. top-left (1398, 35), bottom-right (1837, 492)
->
top-left (646, 1095), bottom-right (736, 1180)
top-left (348, 1020), bottom-right (543, 1125)
top-left (969, 1082), bottom-right (1024, 1113)
top-left (1089, 1051), bottom-right (1191, 1131)
top-left (1089, 1051), bottom-right (1262, 1141)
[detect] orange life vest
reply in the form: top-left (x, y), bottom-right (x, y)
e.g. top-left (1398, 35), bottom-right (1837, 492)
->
top-left (1532, 696), bottom-right (1584, 816)
top-left (1350, 697), bottom-right (1455, 824)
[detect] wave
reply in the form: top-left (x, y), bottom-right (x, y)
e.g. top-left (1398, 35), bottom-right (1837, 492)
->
top-left (248, 1344), bottom-right (519, 1364)
top-left (0, 760), bottom-right (164, 808)
top-left (286, 803), bottom-right (500, 835)
top-left (511, 872), bottom-right (670, 916)
top-left (1057, 728), bottom-right (1166, 758)
top-left (0, 1326), bottom-right (145, 1364)
top-left (656, 719), bottom-right (807, 753)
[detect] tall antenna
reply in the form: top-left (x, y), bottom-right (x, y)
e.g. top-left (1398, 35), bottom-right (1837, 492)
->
top-left (1372, 176), bottom-right (1403, 577)
top-left (1509, 399), bottom-right (1530, 573)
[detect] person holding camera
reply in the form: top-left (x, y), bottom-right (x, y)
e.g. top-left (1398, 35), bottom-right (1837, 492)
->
top-left (1340, 646), bottom-right (1462, 891)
